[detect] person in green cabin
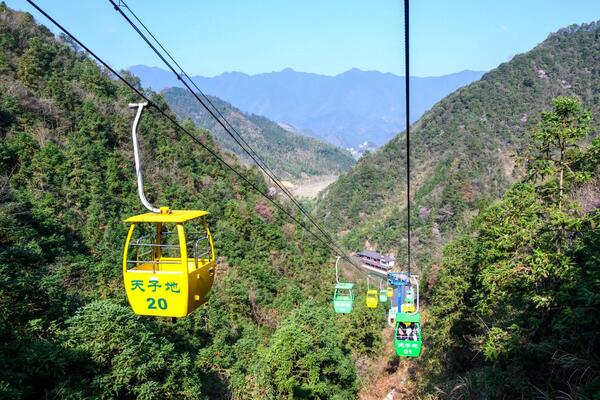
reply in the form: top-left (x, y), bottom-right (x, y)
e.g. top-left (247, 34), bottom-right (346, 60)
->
top-left (397, 322), bottom-right (408, 340)
top-left (407, 322), bottom-right (417, 341)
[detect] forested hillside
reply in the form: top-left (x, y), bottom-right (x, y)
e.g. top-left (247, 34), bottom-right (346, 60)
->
top-left (0, 5), bottom-right (382, 399)
top-left (132, 65), bottom-right (484, 148)
top-left (162, 87), bottom-right (355, 181)
top-left (3, 3), bottom-right (600, 399)
top-left (420, 96), bottom-right (600, 397)
top-left (316, 21), bottom-right (600, 274)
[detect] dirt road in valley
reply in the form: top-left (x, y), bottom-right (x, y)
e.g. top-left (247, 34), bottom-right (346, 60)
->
top-left (289, 175), bottom-right (339, 198)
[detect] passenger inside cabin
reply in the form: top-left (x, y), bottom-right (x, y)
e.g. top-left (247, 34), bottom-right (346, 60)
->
top-left (397, 322), bottom-right (407, 340)
top-left (404, 324), bottom-right (413, 340)
top-left (407, 322), bottom-right (418, 341)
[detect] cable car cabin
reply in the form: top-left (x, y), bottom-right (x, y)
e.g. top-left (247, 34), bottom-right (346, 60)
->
top-left (394, 312), bottom-right (422, 357)
top-left (333, 282), bottom-right (355, 314)
top-left (123, 209), bottom-right (215, 318)
top-left (379, 289), bottom-right (388, 303)
top-left (387, 287), bottom-right (393, 298)
top-left (366, 289), bottom-right (379, 308)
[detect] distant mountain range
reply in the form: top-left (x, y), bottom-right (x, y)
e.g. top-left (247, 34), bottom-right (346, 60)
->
top-left (162, 87), bottom-right (355, 181)
top-left (315, 21), bottom-right (600, 260)
top-left (130, 65), bottom-right (485, 149)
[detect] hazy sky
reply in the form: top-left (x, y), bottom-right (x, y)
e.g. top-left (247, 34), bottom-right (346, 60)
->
top-left (6, 0), bottom-right (600, 77)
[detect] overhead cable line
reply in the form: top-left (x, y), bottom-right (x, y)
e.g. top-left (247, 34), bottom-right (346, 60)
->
top-left (108, 0), bottom-right (365, 274)
top-left (115, 1), bottom-right (273, 173)
top-left (110, 0), bottom-right (353, 267)
top-left (404, 0), bottom-right (412, 277)
top-left (24, 0), bottom-right (365, 275)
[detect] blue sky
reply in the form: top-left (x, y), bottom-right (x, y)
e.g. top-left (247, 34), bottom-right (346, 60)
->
top-left (6, 0), bottom-right (600, 77)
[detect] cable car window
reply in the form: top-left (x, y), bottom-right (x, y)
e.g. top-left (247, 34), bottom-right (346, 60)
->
top-left (184, 220), bottom-right (213, 264)
top-left (126, 223), bottom-right (181, 271)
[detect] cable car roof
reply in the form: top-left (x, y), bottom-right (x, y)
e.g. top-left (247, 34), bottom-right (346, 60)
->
top-left (125, 210), bottom-right (209, 223)
top-left (335, 282), bottom-right (355, 290)
top-left (395, 312), bottom-right (421, 323)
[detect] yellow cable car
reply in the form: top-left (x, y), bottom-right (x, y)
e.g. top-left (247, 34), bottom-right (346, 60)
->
top-left (387, 286), bottom-right (393, 298)
top-left (366, 289), bottom-right (379, 308)
top-left (123, 208), bottom-right (215, 317)
top-left (401, 303), bottom-right (416, 313)
top-left (122, 102), bottom-right (216, 317)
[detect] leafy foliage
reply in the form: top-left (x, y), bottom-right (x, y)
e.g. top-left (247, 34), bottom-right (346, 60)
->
top-left (421, 97), bottom-right (600, 398)
top-left (0, 5), bottom-right (379, 398)
top-left (59, 301), bottom-right (204, 399)
top-left (163, 87), bottom-right (355, 181)
top-left (260, 302), bottom-right (357, 399)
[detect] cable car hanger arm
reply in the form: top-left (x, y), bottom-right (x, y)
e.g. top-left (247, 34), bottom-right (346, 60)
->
top-left (129, 102), bottom-right (160, 214)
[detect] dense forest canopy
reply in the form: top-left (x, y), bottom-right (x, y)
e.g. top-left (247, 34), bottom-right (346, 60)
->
top-left (0, 5), bottom-right (383, 398)
top-left (1, 2), bottom-right (599, 399)
top-left (162, 87), bottom-right (356, 182)
top-left (421, 96), bottom-right (600, 398)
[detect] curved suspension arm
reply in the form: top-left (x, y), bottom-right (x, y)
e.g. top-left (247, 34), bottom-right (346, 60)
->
top-left (335, 256), bottom-right (341, 284)
top-left (129, 102), bottom-right (160, 214)
top-left (410, 274), bottom-right (419, 315)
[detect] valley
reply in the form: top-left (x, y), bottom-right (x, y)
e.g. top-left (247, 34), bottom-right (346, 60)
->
top-left (288, 174), bottom-right (339, 198)
top-left (1, 2), bottom-right (599, 399)
top-left (163, 87), bottom-right (355, 182)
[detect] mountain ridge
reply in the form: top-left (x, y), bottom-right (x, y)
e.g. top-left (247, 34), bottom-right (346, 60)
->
top-left (130, 65), bottom-right (485, 148)
top-left (161, 87), bottom-right (356, 181)
top-left (315, 18), bottom-right (600, 271)
top-left (130, 64), bottom-right (483, 79)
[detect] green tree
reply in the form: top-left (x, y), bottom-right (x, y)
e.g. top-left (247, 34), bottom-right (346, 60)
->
top-left (59, 301), bottom-right (204, 399)
top-left (261, 302), bottom-right (357, 399)
top-left (422, 97), bottom-right (600, 397)
top-left (16, 37), bottom-right (56, 90)
top-left (526, 96), bottom-right (592, 252)
top-left (336, 295), bottom-right (385, 356)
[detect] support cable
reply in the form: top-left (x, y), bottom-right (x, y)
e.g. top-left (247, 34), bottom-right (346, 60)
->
top-left (404, 0), bottom-right (412, 277)
top-left (109, 0), bottom-right (362, 272)
top-left (25, 0), bottom-right (366, 276)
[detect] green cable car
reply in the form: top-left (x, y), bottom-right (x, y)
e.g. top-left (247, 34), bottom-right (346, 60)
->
top-left (394, 312), bottom-right (422, 357)
top-left (333, 282), bottom-right (355, 313)
top-left (379, 289), bottom-right (388, 303)
top-left (332, 256), bottom-right (355, 314)
top-left (379, 281), bottom-right (388, 303)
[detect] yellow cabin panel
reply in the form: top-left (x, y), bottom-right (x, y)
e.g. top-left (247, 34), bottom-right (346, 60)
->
top-left (124, 267), bottom-right (190, 317)
top-left (402, 303), bottom-right (416, 313)
top-left (187, 259), bottom-right (216, 307)
top-left (122, 217), bottom-right (216, 318)
top-left (366, 289), bottom-right (379, 308)
top-left (186, 219), bottom-right (216, 308)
